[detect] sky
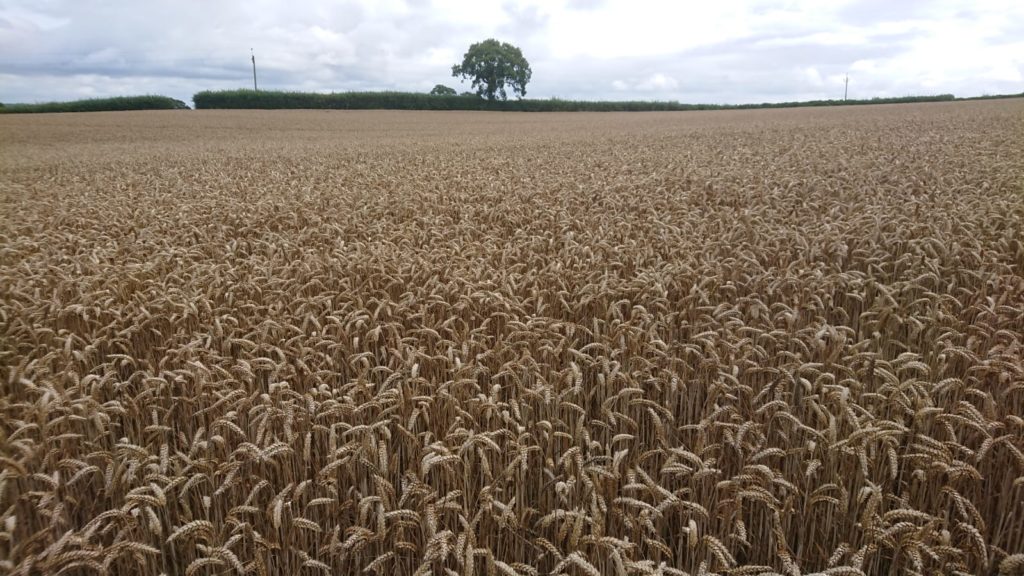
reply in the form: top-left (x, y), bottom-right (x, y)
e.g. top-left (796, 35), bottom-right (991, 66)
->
top-left (1, 0), bottom-right (1022, 106)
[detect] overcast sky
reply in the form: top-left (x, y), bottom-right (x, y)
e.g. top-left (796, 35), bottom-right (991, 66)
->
top-left (1, 0), bottom-right (1022, 106)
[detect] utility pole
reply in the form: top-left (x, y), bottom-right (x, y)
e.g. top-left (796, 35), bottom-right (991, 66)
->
top-left (844, 75), bottom-right (849, 101)
top-left (251, 48), bottom-right (258, 91)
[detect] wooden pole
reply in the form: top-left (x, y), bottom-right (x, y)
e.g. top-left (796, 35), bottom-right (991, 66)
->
top-left (251, 49), bottom-right (258, 91)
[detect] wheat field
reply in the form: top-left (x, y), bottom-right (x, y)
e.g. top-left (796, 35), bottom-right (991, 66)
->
top-left (1, 102), bottom-right (1023, 576)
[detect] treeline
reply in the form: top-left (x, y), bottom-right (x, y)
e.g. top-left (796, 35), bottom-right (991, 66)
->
top-left (0, 95), bottom-right (189, 113)
top-left (736, 94), bottom-right (957, 108)
top-left (3, 91), bottom-right (1020, 114)
top-left (958, 92), bottom-right (1024, 101)
top-left (193, 89), bottom-right (966, 111)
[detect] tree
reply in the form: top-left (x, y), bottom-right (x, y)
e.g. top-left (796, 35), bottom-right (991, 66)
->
top-left (451, 39), bottom-right (531, 101)
top-left (429, 84), bottom-right (458, 96)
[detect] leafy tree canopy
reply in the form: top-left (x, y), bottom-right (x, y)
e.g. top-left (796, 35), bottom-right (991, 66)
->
top-left (451, 39), bottom-right (531, 101)
top-left (429, 84), bottom-right (458, 96)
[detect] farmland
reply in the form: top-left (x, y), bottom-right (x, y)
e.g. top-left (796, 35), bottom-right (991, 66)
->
top-left (1, 101), bottom-right (1023, 575)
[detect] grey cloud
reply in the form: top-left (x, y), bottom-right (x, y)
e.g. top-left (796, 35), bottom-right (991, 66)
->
top-left (500, 3), bottom-right (550, 40)
top-left (0, 0), bottom-right (1020, 106)
top-left (528, 29), bottom-right (927, 103)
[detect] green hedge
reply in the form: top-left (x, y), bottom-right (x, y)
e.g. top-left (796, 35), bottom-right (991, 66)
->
top-left (7, 90), bottom-right (1009, 115)
top-left (192, 89), bottom-right (962, 112)
top-left (192, 90), bottom-right (708, 111)
top-left (0, 95), bottom-right (190, 113)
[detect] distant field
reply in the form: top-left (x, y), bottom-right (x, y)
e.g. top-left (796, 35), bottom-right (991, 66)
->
top-left (2, 101), bottom-right (1023, 576)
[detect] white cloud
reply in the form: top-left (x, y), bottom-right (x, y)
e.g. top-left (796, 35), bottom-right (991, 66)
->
top-left (0, 4), bottom-right (69, 31)
top-left (756, 30), bottom-right (870, 47)
top-left (635, 73), bottom-right (678, 92)
top-left (0, 0), bottom-right (1021, 105)
top-left (802, 67), bottom-right (824, 88)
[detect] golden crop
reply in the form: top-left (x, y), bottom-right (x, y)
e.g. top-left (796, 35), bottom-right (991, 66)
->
top-left (1, 102), bottom-right (1023, 576)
